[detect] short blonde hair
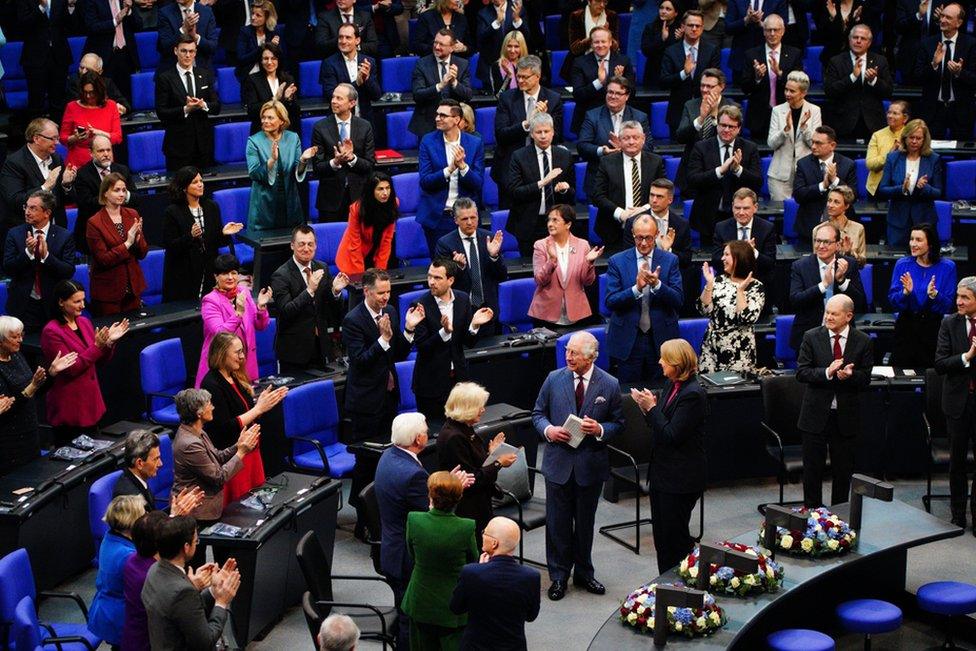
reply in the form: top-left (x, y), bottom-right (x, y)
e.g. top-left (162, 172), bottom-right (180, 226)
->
top-left (260, 100), bottom-right (290, 131)
top-left (444, 382), bottom-right (489, 423)
top-left (103, 494), bottom-right (147, 531)
top-left (660, 338), bottom-right (699, 381)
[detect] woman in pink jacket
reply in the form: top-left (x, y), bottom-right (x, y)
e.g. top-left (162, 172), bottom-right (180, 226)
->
top-left (195, 254), bottom-right (271, 386)
top-left (41, 279), bottom-right (129, 445)
top-left (528, 205), bottom-right (603, 327)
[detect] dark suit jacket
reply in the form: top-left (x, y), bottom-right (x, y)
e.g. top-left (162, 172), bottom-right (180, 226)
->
top-left (913, 33), bottom-right (976, 111)
top-left (112, 467), bottom-right (157, 509)
top-left (725, 0), bottom-right (789, 71)
top-left (660, 39), bottom-right (722, 135)
top-left (788, 253), bottom-right (866, 350)
top-left (491, 86), bottom-right (564, 188)
top-left (412, 289), bottom-right (478, 399)
top-left (234, 25), bottom-right (286, 82)
top-left (281, 0), bottom-right (328, 54)
top-left (450, 555), bottom-right (541, 651)
top-left (141, 557), bottom-right (228, 650)
top-left (82, 0), bottom-right (140, 72)
top-left (641, 17), bottom-right (683, 87)
top-left (0, 146), bottom-right (73, 230)
top-left (475, 2), bottom-right (529, 87)
top-left (314, 7), bottom-right (378, 59)
top-left (576, 104), bottom-right (653, 197)
top-left (569, 51), bottom-right (634, 135)
top-left (737, 44), bottom-right (803, 139)
top-left (685, 137), bottom-right (763, 236)
top-left (161, 200), bottom-right (229, 302)
top-left (591, 151), bottom-right (666, 247)
top-left (436, 417), bottom-right (498, 532)
top-left (823, 50), bottom-right (893, 136)
top-left (214, 0), bottom-right (255, 61)
top-left (434, 228), bottom-right (508, 314)
top-left (711, 216), bottom-right (778, 281)
top-left (374, 445), bottom-right (429, 580)
top-left (155, 66), bottom-right (221, 166)
top-left (269, 258), bottom-right (342, 368)
top-left (792, 153), bottom-right (858, 236)
top-left (655, 210), bottom-right (693, 268)
top-left (796, 325), bottom-right (874, 433)
top-left (241, 71), bottom-right (300, 135)
top-left (310, 115), bottom-right (376, 219)
top-left (409, 9), bottom-right (468, 56)
top-left (934, 313), bottom-right (976, 419)
top-left (674, 96), bottom-right (739, 195)
top-left (341, 301), bottom-right (411, 415)
top-left (409, 54), bottom-right (473, 137)
top-left (199, 368), bottom-right (255, 448)
top-left (15, 0), bottom-right (72, 71)
top-left (2, 223), bottom-right (76, 322)
top-left (156, 2), bottom-right (219, 71)
top-left (896, 0), bottom-right (949, 79)
top-left (86, 207), bottom-right (149, 304)
top-left (506, 144), bottom-right (575, 243)
top-left (644, 376), bottom-right (707, 493)
top-left (73, 161), bottom-right (137, 254)
top-left (319, 52), bottom-right (382, 124)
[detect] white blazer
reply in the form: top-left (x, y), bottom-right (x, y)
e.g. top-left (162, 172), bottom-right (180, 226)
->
top-left (766, 100), bottom-right (822, 182)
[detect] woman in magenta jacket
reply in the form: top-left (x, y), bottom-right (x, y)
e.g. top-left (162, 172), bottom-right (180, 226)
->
top-left (41, 279), bottom-right (129, 444)
top-left (195, 254), bottom-right (271, 386)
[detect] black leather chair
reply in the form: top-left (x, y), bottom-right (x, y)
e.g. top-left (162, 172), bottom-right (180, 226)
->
top-left (923, 370), bottom-right (975, 512)
top-left (358, 482), bottom-right (383, 576)
top-left (759, 374), bottom-right (810, 514)
top-left (492, 452), bottom-right (547, 567)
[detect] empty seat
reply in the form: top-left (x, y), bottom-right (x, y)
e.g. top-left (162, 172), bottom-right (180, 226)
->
top-left (946, 160), bottom-right (976, 200)
top-left (308, 180), bottom-right (321, 221)
top-left (127, 130), bottom-right (167, 173)
top-left (282, 380), bottom-right (355, 477)
top-left (216, 66), bottom-right (241, 104)
top-left (474, 106), bottom-right (495, 146)
top-left (139, 249), bottom-right (166, 305)
top-left (760, 156), bottom-right (772, 199)
top-left (256, 317), bottom-right (277, 377)
top-left (782, 198), bottom-right (799, 243)
top-left (135, 31), bottom-right (159, 70)
top-left (300, 116), bottom-right (319, 149)
top-left (380, 56), bottom-right (418, 93)
top-left (575, 161), bottom-right (588, 203)
top-left (550, 50), bottom-right (570, 86)
top-left (483, 167), bottom-right (498, 209)
top-left (386, 111), bottom-right (419, 150)
top-left (212, 187), bottom-right (251, 227)
top-left (634, 50), bottom-right (647, 85)
top-left (311, 222), bottom-right (347, 273)
top-left (469, 52), bottom-right (482, 90)
top-left (855, 158), bottom-right (869, 197)
top-left (678, 318), bottom-right (709, 355)
top-left (68, 36), bottom-right (86, 68)
top-left (139, 338), bottom-right (186, 425)
top-left (396, 360), bottom-right (417, 413)
top-left (213, 122), bottom-right (251, 165)
top-left (860, 263), bottom-right (874, 310)
top-left (545, 16), bottom-right (565, 50)
top-left (130, 71), bottom-right (155, 110)
top-left (651, 102), bottom-right (669, 140)
top-left (299, 60), bottom-right (324, 99)
top-left (394, 217), bottom-right (430, 267)
top-left (775, 314), bottom-right (797, 369)
top-left (0, 41), bottom-right (24, 84)
top-left (489, 210), bottom-right (520, 259)
top-left (934, 200), bottom-right (952, 242)
top-left (498, 278), bottom-right (536, 332)
top-left (562, 101), bottom-right (576, 142)
top-left (805, 46), bottom-right (824, 84)
top-left (392, 172), bottom-right (420, 215)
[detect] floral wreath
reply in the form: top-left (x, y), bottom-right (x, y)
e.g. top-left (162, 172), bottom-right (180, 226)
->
top-left (758, 506), bottom-right (857, 557)
top-left (677, 542), bottom-right (785, 597)
top-left (619, 582), bottom-right (727, 638)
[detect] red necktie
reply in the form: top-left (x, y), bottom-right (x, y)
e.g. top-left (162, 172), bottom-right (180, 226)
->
top-left (666, 381), bottom-right (681, 407)
top-left (32, 231), bottom-right (44, 298)
top-left (575, 375), bottom-right (585, 414)
top-left (833, 334), bottom-right (843, 361)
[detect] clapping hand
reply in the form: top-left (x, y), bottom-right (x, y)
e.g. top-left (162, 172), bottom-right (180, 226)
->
top-left (404, 305), bottom-right (425, 331)
top-left (613, 64), bottom-right (625, 77)
top-left (471, 307), bottom-right (494, 327)
top-left (630, 387), bottom-right (657, 413)
top-left (47, 350), bottom-right (78, 376)
top-left (440, 313), bottom-right (453, 333)
top-left (332, 271), bottom-right (350, 294)
top-left (822, 262), bottom-right (835, 288)
top-left (701, 261), bottom-right (715, 286)
top-left (585, 245), bottom-right (604, 263)
top-left (916, 174), bottom-right (929, 190)
top-left (947, 58), bottom-right (964, 75)
top-left (927, 275), bottom-right (938, 299)
top-left (234, 291), bottom-right (247, 315)
top-left (0, 396), bottom-right (13, 415)
top-left (267, 140), bottom-right (279, 170)
top-left (486, 230), bottom-right (504, 258)
top-left (451, 250), bottom-right (468, 268)
top-left (255, 385), bottom-right (287, 414)
top-left (864, 65), bottom-right (878, 82)
top-left (753, 58), bottom-right (768, 79)
top-left (683, 51), bottom-right (696, 76)
top-left (836, 362), bottom-right (855, 380)
top-left (799, 110), bottom-right (812, 130)
top-left (827, 358), bottom-right (844, 378)
top-left (356, 59), bottom-right (372, 84)
top-left (659, 227), bottom-right (676, 252)
top-left (236, 423), bottom-right (261, 455)
top-left (256, 286), bottom-right (273, 309)
top-left (191, 222), bottom-right (203, 238)
top-left (299, 146), bottom-right (319, 163)
top-left (834, 257), bottom-right (849, 282)
top-left (745, 6), bottom-right (764, 23)
top-left (449, 465), bottom-right (475, 488)
top-left (187, 563), bottom-right (217, 591)
top-left (729, 148), bottom-right (744, 173)
top-left (933, 41), bottom-right (946, 67)
top-left (222, 222), bottom-right (244, 236)
top-left (735, 272), bottom-right (755, 290)
top-left (171, 486), bottom-right (205, 516)
top-left (106, 319), bottom-right (130, 345)
top-left (306, 268), bottom-right (325, 294)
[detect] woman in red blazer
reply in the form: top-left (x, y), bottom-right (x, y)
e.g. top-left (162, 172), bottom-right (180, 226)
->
top-left (336, 173), bottom-right (399, 276)
top-left (86, 173), bottom-right (149, 316)
top-left (528, 205), bottom-right (603, 327)
top-left (41, 280), bottom-right (129, 444)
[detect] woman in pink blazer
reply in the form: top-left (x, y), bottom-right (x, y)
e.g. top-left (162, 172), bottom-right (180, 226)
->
top-left (528, 205), bottom-right (603, 326)
top-left (195, 254), bottom-right (271, 386)
top-left (41, 280), bottom-right (129, 445)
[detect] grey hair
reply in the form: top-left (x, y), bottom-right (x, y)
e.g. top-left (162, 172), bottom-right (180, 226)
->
top-left (827, 294), bottom-right (855, 313)
top-left (318, 614), bottom-right (360, 651)
top-left (123, 429), bottom-right (161, 467)
top-left (174, 388), bottom-right (212, 424)
top-left (452, 196), bottom-right (478, 217)
top-left (0, 316), bottom-right (24, 342)
top-left (619, 120), bottom-right (645, 135)
top-left (528, 112), bottom-right (554, 131)
top-left (958, 276), bottom-right (976, 296)
top-left (80, 52), bottom-right (104, 72)
top-left (786, 70), bottom-right (810, 91)
top-left (334, 82), bottom-right (358, 103)
top-left (390, 412), bottom-right (427, 447)
top-left (90, 134), bottom-right (113, 151)
top-left (28, 189), bottom-right (57, 213)
top-left (568, 331), bottom-right (599, 360)
top-left (763, 13), bottom-right (784, 28)
top-left (516, 55), bottom-right (542, 76)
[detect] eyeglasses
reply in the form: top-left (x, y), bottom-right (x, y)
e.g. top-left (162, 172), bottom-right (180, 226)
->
top-left (22, 204), bottom-right (44, 212)
top-left (634, 235), bottom-right (656, 242)
top-left (813, 239), bottom-right (838, 246)
top-left (717, 123), bottom-right (739, 130)
top-left (605, 89), bottom-right (629, 96)
top-left (435, 112), bottom-right (455, 119)
top-left (35, 134), bottom-right (58, 142)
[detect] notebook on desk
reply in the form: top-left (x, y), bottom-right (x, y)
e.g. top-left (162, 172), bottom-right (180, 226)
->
top-left (700, 372), bottom-right (749, 387)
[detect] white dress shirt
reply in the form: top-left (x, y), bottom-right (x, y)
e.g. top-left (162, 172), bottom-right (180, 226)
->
top-left (441, 133), bottom-right (468, 209)
top-left (817, 255), bottom-right (851, 294)
top-left (613, 153), bottom-right (642, 221)
top-left (826, 325), bottom-right (850, 408)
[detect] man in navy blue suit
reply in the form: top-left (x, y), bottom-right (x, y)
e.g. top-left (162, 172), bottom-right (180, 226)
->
top-left (314, 0), bottom-right (378, 59)
top-left (912, 3), bottom-right (976, 139)
top-left (532, 330), bottom-right (623, 601)
top-left (2, 190), bottom-right (76, 332)
top-left (711, 188), bottom-right (778, 282)
top-left (569, 25), bottom-right (635, 135)
top-left (319, 23), bottom-right (382, 124)
top-left (725, 0), bottom-right (788, 72)
top-left (792, 126), bottom-right (858, 249)
top-left (660, 10), bottom-right (722, 137)
top-left (416, 99), bottom-right (485, 254)
top-left (605, 215), bottom-right (683, 382)
top-left (82, 0), bottom-right (141, 98)
top-left (450, 516), bottom-right (541, 650)
top-left (156, 0), bottom-right (219, 71)
top-left (409, 30), bottom-right (473, 138)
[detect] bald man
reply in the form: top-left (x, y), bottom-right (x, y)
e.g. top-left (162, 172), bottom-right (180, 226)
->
top-left (796, 294), bottom-right (874, 508)
top-left (450, 517), bottom-right (540, 650)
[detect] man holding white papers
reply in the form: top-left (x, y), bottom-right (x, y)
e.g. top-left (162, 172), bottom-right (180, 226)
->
top-left (531, 331), bottom-right (623, 601)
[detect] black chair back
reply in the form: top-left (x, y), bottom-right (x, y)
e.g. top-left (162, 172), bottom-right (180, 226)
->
top-left (924, 370), bottom-right (947, 439)
top-left (296, 531), bottom-right (334, 605)
top-left (358, 482), bottom-right (384, 575)
top-left (301, 591), bottom-right (323, 646)
top-left (760, 374), bottom-right (807, 444)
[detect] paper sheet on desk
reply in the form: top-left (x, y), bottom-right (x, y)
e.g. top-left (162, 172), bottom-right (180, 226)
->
top-left (562, 414), bottom-right (587, 449)
top-left (931, 140), bottom-right (958, 149)
top-left (483, 442), bottom-right (521, 467)
top-left (872, 366), bottom-right (895, 377)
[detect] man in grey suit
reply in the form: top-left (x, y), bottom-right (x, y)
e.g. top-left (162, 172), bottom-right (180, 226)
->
top-left (142, 516), bottom-right (241, 650)
top-left (532, 331), bottom-right (623, 601)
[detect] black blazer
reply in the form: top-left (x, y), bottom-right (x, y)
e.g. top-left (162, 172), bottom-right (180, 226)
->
top-left (73, 161), bottom-right (137, 254)
top-left (234, 25), bottom-right (286, 82)
top-left (436, 418), bottom-right (499, 532)
top-left (310, 115), bottom-right (376, 219)
top-left (650, 210), bottom-right (693, 268)
top-left (281, 0), bottom-right (328, 54)
top-left (591, 151), bottom-right (666, 247)
top-left (154, 66), bottom-right (222, 165)
top-left (314, 7), bottom-right (378, 59)
top-left (711, 216), bottom-right (778, 281)
top-left (660, 39), bottom-right (722, 135)
top-left (0, 146), bottom-right (73, 230)
top-left (491, 86), bottom-right (564, 188)
top-left (895, 0), bottom-right (948, 79)
top-left (913, 33), bottom-right (976, 107)
top-left (788, 253), bottom-right (866, 350)
top-left (434, 228), bottom-right (508, 314)
top-left (16, 0), bottom-right (72, 71)
top-left (269, 257), bottom-right (343, 367)
top-left (409, 54), bottom-right (473, 137)
top-left (792, 153), bottom-right (858, 237)
top-left (738, 44), bottom-right (803, 139)
top-left (161, 199), bottom-right (230, 303)
top-left (319, 52), bottom-right (383, 124)
top-left (644, 376), bottom-right (707, 493)
top-left (412, 289), bottom-right (478, 399)
top-left (112, 467), bottom-right (157, 509)
top-left (822, 50), bottom-right (893, 136)
top-left (641, 18), bottom-right (683, 87)
top-left (796, 325), bottom-right (874, 433)
top-left (199, 368), bottom-right (254, 449)
top-left (506, 145), bottom-right (575, 243)
top-left (685, 137), bottom-right (763, 235)
top-left (341, 302), bottom-right (412, 414)
top-left (409, 9), bottom-right (469, 56)
top-left (569, 51), bottom-right (634, 135)
top-left (934, 313), bottom-right (976, 419)
top-left (82, 0), bottom-right (140, 72)
top-left (242, 71), bottom-right (301, 135)
top-left (674, 96), bottom-right (739, 195)
top-left (2, 223), bottom-right (76, 322)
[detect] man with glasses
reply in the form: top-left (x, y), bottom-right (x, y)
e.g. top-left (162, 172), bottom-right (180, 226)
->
top-left (738, 14), bottom-right (802, 143)
top-left (913, 2), bottom-right (976, 140)
top-left (823, 24), bottom-right (893, 141)
top-left (788, 222), bottom-right (866, 351)
top-left (661, 10), bottom-right (722, 136)
top-left (674, 68), bottom-right (738, 195)
top-left (686, 104), bottom-right (762, 247)
top-left (492, 55), bottom-right (563, 207)
top-left (569, 25), bottom-right (635, 136)
top-left (409, 29), bottom-right (473, 138)
top-left (725, 0), bottom-right (788, 72)
top-left (793, 125), bottom-right (858, 249)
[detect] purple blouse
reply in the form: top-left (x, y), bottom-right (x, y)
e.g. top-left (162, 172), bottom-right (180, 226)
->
top-left (120, 553), bottom-right (156, 651)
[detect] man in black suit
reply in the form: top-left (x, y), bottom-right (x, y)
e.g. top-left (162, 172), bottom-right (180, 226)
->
top-left (155, 36), bottom-right (222, 171)
top-left (913, 3), bottom-right (976, 139)
top-left (685, 105), bottom-right (763, 247)
top-left (783, 0), bottom-right (811, 50)
top-left (934, 276), bottom-right (976, 530)
top-left (2, 190), bottom-right (76, 331)
top-left (319, 23), bottom-right (383, 124)
top-left (74, 135), bottom-right (137, 255)
top-left (16, 0), bottom-right (72, 116)
top-left (310, 83), bottom-right (376, 221)
top-left (823, 25), bottom-right (893, 141)
top-left (435, 197), bottom-right (508, 333)
top-left (409, 29), bottom-right (473, 138)
top-left (737, 15), bottom-right (803, 144)
top-left (113, 429), bottom-right (204, 515)
top-left (314, 0), bottom-right (378, 59)
top-left (591, 121), bottom-right (666, 250)
top-left (646, 179), bottom-right (692, 268)
top-left (788, 222), bottom-right (866, 351)
top-left (711, 188), bottom-right (778, 282)
top-left (507, 113), bottom-right (575, 257)
top-left (269, 226), bottom-right (350, 374)
top-left (492, 55), bottom-right (563, 207)
top-left (796, 294), bottom-right (874, 508)
top-left (895, 0), bottom-right (948, 81)
top-left (569, 25), bottom-right (634, 135)
top-left (280, 0), bottom-right (329, 75)
top-left (411, 257), bottom-right (494, 422)
top-left (82, 0), bottom-right (140, 98)
top-left (155, 0), bottom-right (219, 72)
top-left (674, 68), bottom-right (739, 196)
top-left (67, 54), bottom-right (131, 116)
top-left (792, 126), bottom-right (858, 248)
top-left (660, 10), bottom-right (722, 137)
top-left (476, 0), bottom-right (530, 87)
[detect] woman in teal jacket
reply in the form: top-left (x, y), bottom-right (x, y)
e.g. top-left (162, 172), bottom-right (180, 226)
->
top-left (401, 470), bottom-right (478, 650)
top-left (245, 100), bottom-right (317, 230)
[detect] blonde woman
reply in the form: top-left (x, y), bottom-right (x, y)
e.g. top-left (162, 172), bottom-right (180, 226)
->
top-left (767, 71), bottom-right (821, 201)
top-left (490, 30), bottom-right (528, 94)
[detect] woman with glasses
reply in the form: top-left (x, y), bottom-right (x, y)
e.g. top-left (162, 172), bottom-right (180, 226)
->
top-left (241, 43), bottom-right (299, 135)
top-left (59, 71), bottom-right (122, 169)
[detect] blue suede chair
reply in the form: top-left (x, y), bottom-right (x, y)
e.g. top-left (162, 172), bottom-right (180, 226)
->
top-left (13, 595), bottom-right (100, 651)
top-left (678, 318), bottom-right (709, 355)
top-left (147, 433), bottom-right (174, 509)
top-left (391, 172), bottom-right (420, 216)
top-left (88, 470), bottom-right (122, 566)
top-left (138, 249), bottom-right (165, 305)
top-left (396, 360), bottom-right (417, 414)
top-left (394, 218), bottom-right (431, 267)
top-left (282, 380), bottom-right (355, 477)
top-left (498, 278), bottom-right (536, 332)
top-left (139, 339), bottom-right (185, 426)
top-left (380, 56), bottom-right (418, 93)
top-left (256, 317), bottom-right (278, 378)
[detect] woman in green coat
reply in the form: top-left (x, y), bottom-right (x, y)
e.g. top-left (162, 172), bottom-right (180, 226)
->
top-left (245, 100), bottom-right (317, 231)
top-left (401, 470), bottom-right (479, 650)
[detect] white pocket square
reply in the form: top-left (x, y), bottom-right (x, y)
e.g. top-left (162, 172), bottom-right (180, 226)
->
top-left (594, 396), bottom-right (607, 404)
top-left (200, 85), bottom-right (209, 90)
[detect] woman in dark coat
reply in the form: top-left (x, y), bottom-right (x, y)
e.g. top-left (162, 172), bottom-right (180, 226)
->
top-left (410, 0), bottom-right (470, 57)
top-left (162, 167), bottom-right (242, 303)
top-left (241, 42), bottom-right (300, 135)
top-left (234, 0), bottom-right (286, 83)
top-left (640, 0), bottom-right (682, 88)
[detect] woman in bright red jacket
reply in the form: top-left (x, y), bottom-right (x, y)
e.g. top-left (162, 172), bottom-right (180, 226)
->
top-left (336, 172), bottom-right (399, 275)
